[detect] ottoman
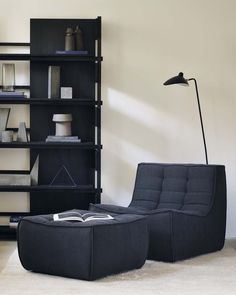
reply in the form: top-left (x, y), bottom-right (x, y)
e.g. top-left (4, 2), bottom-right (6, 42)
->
top-left (17, 211), bottom-right (148, 280)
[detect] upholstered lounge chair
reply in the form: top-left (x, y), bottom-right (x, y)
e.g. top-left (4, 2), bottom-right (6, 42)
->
top-left (90, 163), bottom-right (226, 262)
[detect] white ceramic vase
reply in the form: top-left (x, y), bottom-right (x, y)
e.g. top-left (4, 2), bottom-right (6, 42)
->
top-left (53, 114), bottom-right (72, 136)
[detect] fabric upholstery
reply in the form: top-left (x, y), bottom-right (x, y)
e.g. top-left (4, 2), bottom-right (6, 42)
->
top-left (90, 163), bottom-right (227, 262)
top-left (17, 211), bottom-right (148, 280)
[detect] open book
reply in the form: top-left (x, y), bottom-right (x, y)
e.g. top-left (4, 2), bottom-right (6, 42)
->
top-left (53, 210), bottom-right (114, 222)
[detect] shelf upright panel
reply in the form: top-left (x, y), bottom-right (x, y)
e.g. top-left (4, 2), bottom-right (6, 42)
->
top-left (95, 16), bottom-right (102, 204)
top-left (0, 42), bottom-right (31, 239)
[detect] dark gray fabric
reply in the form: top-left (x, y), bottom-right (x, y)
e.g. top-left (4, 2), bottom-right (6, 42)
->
top-left (131, 164), bottom-right (216, 214)
top-left (17, 211), bottom-right (148, 280)
top-left (89, 204), bottom-right (149, 215)
top-left (90, 163), bottom-right (227, 262)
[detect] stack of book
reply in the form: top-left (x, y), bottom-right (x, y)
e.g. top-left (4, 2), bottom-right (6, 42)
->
top-left (0, 91), bottom-right (26, 99)
top-left (46, 136), bottom-right (81, 142)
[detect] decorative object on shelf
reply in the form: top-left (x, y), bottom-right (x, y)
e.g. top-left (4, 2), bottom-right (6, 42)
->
top-left (0, 155), bottom-right (39, 186)
top-left (48, 66), bottom-right (60, 99)
top-left (0, 91), bottom-right (25, 99)
top-left (46, 135), bottom-right (81, 142)
top-left (31, 155), bottom-right (39, 186)
top-left (1, 130), bottom-right (13, 142)
top-left (61, 87), bottom-right (73, 99)
top-left (65, 28), bottom-right (75, 51)
top-left (0, 108), bottom-right (10, 131)
top-left (53, 114), bottom-right (72, 136)
top-left (164, 72), bottom-right (208, 164)
top-left (17, 122), bottom-right (28, 142)
top-left (9, 215), bottom-right (24, 229)
top-left (74, 25), bottom-right (84, 50)
top-left (64, 26), bottom-right (85, 51)
top-left (50, 165), bottom-right (77, 186)
top-left (2, 63), bottom-right (15, 92)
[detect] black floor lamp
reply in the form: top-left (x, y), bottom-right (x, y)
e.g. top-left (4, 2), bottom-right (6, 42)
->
top-left (163, 72), bottom-right (208, 165)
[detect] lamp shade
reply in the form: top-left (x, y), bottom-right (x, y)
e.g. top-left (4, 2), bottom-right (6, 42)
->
top-left (163, 72), bottom-right (189, 86)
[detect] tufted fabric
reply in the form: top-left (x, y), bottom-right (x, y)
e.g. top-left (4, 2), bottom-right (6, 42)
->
top-left (90, 163), bottom-right (226, 261)
top-left (130, 163), bottom-right (216, 215)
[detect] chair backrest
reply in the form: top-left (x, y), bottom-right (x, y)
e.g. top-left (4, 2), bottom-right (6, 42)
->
top-left (129, 163), bottom-right (226, 215)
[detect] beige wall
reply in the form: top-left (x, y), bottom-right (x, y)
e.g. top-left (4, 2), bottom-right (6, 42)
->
top-left (0, 0), bottom-right (235, 237)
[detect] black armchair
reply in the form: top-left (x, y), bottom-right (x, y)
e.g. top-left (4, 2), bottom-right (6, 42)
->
top-left (90, 163), bottom-right (226, 262)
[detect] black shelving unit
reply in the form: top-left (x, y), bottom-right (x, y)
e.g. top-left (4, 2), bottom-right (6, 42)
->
top-left (0, 98), bottom-right (102, 105)
top-left (0, 17), bottom-right (102, 239)
top-left (0, 142), bottom-right (102, 149)
top-left (0, 54), bottom-right (102, 62)
top-left (0, 185), bottom-right (102, 193)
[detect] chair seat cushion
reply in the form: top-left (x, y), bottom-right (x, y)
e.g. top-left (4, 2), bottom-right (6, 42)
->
top-left (90, 203), bottom-right (201, 217)
top-left (90, 163), bottom-right (226, 262)
top-left (17, 210), bottom-right (148, 280)
top-left (89, 203), bottom-right (149, 215)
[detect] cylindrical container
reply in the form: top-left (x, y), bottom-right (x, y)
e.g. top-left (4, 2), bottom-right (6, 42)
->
top-left (1, 130), bottom-right (14, 142)
top-left (65, 28), bottom-right (75, 51)
top-left (53, 114), bottom-right (72, 136)
top-left (2, 64), bottom-right (15, 92)
top-left (75, 26), bottom-right (84, 50)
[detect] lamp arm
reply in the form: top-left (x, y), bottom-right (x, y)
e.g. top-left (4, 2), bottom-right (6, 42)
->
top-left (188, 78), bottom-right (208, 164)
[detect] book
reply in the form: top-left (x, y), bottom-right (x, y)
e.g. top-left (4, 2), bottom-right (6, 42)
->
top-left (0, 91), bottom-right (25, 99)
top-left (56, 50), bottom-right (88, 55)
top-left (48, 66), bottom-right (60, 99)
top-left (53, 210), bottom-right (114, 222)
top-left (46, 136), bottom-right (81, 142)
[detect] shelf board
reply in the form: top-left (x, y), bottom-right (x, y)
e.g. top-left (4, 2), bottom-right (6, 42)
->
top-left (0, 185), bottom-right (102, 193)
top-left (0, 42), bottom-right (30, 46)
top-left (0, 212), bottom-right (29, 216)
top-left (0, 54), bottom-right (30, 60)
top-left (0, 226), bottom-right (16, 240)
top-left (0, 98), bottom-right (102, 105)
top-left (6, 128), bottom-right (30, 132)
top-left (0, 142), bottom-right (102, 149)
top-left (0, 85), bottom-right (30, 90)
top-left (0, 54), bottom-right (103, 62)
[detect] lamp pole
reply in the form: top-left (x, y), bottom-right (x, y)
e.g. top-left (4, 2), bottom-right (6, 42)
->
top-left (163, 72), bottom-right (209, 165)
top-left (188, 78), bottom-right (208, 165)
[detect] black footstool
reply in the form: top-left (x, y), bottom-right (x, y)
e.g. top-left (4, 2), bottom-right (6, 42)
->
top-left (17, 211), bottom-right (148, 280)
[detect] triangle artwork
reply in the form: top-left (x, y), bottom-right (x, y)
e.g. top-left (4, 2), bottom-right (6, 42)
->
top-left (50, 165), bottom-right (77, 186)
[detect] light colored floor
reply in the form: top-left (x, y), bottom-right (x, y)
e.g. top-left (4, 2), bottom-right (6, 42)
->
top-left (1, 240), bottom-right (236, 295)
top-left (0, 241), bottom-right (16, 272)
top-left (225, 239), bottom-right (236, 249)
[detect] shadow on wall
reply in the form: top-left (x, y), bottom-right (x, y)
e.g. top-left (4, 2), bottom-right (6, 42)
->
top-left (101, 88), bottom-right (200, 205)
top-left (101, 148), bottom-right (136, 206)
top-left (101, 21), bottom-right (210, 205)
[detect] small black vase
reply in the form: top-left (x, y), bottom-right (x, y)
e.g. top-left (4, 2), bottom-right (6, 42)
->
top-left (65, 27), bottom-right (75, 51)
top-left (74, 26), bottom-right (84, 51)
